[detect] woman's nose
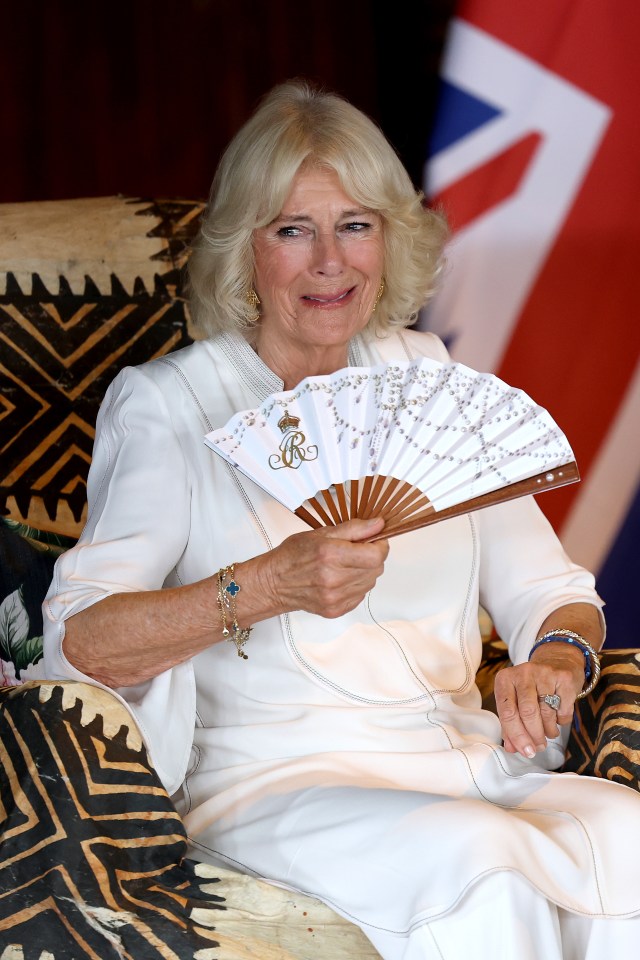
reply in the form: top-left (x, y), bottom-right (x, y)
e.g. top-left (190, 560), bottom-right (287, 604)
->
top-left (312, 233), bottom-right (345, 275)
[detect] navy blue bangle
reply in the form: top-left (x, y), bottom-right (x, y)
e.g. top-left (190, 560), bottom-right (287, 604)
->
top-left (528, 627), bottom-right (603, 693)
top-left (529, 632), bottom-right (591, 678)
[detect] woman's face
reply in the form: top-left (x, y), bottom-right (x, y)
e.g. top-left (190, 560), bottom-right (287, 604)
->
top-left (253, 165), bottom-right (384, 377)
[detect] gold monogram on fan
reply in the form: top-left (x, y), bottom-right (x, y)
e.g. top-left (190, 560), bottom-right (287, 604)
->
top-left (268, 411), bottom-right (319, 471)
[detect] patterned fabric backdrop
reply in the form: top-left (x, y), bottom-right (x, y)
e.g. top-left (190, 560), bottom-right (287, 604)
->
top-left (0, 197), bottom-right (203, 539)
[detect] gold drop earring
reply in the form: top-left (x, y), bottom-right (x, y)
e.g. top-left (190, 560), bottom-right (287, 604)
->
top-left (372, 280), bottom-right (385, 312)
top-left (246, 288), bottom-right (261, 320)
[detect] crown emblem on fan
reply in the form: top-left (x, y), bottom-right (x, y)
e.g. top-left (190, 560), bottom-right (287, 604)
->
top-left (204, 356), bottom-right (579, 540)
top-left (277, 410), bottom-right (301, 433)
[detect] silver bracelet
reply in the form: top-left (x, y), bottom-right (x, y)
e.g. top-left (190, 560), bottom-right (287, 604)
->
top-left (529, 629), bottom-right (601, 699)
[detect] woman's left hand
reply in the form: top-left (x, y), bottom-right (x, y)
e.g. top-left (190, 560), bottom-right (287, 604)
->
top-left (493, 645), bottom-right (586, 759)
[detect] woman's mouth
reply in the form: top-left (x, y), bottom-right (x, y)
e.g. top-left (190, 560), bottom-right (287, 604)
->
top-left (303, 287), bottom-right (355, 305)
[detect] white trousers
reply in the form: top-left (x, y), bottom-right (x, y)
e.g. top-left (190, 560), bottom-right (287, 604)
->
top-left (191, 783), bottom-right (640, 960)
top-left (363, 871), bottom-right (640, 960)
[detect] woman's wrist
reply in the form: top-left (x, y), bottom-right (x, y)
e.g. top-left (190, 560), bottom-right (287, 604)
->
top-left (212, 551), bottom-right (289, 652)
top-left (528, 630), bottom-right (601, 699)
top-left (216, 563), bottom-right (252, 659)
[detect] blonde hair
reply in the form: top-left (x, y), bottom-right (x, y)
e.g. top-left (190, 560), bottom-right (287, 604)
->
top-left (187, 79), bottom-right (448, 339)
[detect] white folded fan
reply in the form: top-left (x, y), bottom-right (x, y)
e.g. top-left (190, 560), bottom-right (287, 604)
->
top-left (204, 356), bottom-right (579, 540)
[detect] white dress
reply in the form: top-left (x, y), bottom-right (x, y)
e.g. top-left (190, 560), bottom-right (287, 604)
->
top-left (43, 328), bottom-right (640, 959)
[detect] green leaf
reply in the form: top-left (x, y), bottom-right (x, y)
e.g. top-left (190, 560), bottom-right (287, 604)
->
top-left (0, 587), bottom-right (30, 661)
top-left (15, 637), bottom-right (43, 674)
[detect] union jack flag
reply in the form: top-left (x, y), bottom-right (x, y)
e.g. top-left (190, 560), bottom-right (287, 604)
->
top-left (421, 0), bottom-right (640, 647)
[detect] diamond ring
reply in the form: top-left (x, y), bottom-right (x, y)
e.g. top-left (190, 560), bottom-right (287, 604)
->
top-left (538, 693), bottom-right (561, 711)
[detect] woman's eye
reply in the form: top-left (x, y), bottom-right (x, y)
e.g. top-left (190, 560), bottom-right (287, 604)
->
top-left (276, 225), bottom-right (302, 238)
top-left (343, 221), bottom-right (371, 233)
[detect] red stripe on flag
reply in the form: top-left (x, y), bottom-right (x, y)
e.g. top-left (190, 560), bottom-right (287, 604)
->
top-left (430, 133), bottom-right (542, 232)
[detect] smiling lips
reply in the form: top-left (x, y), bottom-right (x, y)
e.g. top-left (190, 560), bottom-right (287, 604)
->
top-left (303, 286), bottom-right (355, 305)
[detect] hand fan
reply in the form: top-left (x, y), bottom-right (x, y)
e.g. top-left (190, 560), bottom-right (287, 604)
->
top-left (204, 356), bottom-right (579, 540)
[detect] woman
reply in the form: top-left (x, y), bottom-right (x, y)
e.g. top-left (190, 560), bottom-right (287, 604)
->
top-left (44, 80), bottom-right (640, 959)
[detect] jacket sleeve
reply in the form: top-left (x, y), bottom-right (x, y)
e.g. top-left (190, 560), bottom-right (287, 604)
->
top-left (42, 364), bottom-right (196, 796)
top-left (475, 494), bottom-right (605, 666)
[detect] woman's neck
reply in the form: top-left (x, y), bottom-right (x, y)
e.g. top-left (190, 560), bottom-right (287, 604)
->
top-left (255, 339), bottom-right (352, 390)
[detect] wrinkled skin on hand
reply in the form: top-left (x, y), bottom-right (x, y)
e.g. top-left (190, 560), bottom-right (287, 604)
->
top-left (256, 516), bottom-right (390, 619)
top-left (494, 647), bottom-right (586, 759)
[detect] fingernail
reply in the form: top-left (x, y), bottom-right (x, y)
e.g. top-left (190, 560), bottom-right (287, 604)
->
top-left (523, 746), bottom-right (535, 758)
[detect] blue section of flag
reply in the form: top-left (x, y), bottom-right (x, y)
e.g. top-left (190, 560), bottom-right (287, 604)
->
top-left (595, 481), bottom-right (640, 649)
top-left (428, 79), bottom-right (502, 156)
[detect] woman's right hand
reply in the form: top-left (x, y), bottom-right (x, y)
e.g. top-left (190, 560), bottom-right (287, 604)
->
top-left (244, 517), bottom-right (390, 620)
top-left (62, 517), bottom-right (389, 688)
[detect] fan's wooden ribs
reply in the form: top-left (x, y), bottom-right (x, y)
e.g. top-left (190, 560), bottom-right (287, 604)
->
top-left (294, 461), bottom-right (579, 540)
